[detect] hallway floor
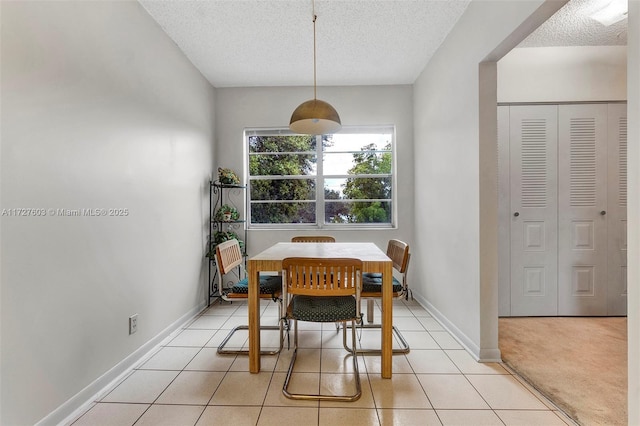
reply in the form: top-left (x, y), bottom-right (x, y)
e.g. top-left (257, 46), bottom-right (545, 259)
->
top-left (68, 298), bottom-right (575, 426)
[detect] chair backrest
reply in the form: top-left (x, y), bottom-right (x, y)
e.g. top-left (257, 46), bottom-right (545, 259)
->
top-left (387, 239), bottom-right (410, 274)
top-left (291, 236), bottom-right (336, 243)
top-left (282, 257), bottom-right (362, 297)
top-left (215, 239), bottom-right (244, 275)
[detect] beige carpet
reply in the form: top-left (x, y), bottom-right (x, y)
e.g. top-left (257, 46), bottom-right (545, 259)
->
top-left (499, 317), bottom-right (627, 426)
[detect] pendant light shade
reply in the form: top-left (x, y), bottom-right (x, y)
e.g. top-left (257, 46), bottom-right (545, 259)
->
top-left (289, 1), bottom-right (341, 135)
top-left (289, 99), bottom-right (341, 135)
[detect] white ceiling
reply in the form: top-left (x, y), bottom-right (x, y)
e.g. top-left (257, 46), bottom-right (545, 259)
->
top-left (139, 0), bottom-right (628, 89)
top-left (521, 0), bottom-right (627, 47)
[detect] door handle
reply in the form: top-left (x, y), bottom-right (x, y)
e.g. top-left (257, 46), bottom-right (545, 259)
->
top-left (514, 212), bottom-right (520, 217)
top-left (600, 210), bottom-right (606, 215)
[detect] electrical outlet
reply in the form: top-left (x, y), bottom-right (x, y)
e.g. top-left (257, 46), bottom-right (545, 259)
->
top-left (129, 314), bottom-right (138, 335)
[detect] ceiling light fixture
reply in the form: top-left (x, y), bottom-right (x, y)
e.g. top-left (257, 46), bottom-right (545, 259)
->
top-left (590, 0), bottom-right (628, 26)
top-left (289, 0), bottom-right (341, 135)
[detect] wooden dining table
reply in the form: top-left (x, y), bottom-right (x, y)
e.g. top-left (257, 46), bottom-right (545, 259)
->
top-left (247, 242), bottom-right (394, 378)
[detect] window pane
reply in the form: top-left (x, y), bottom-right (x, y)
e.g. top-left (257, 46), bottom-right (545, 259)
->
top-left (251, 202), bottom-right (316, 224)
top-left (324, 152), bottom-right (391, 176)
top-left (323, 153), bottom-right (356, 176)
top-left (249, 135), bottom-right (315, 153)
top-left (325, 177), bottom-right (392, 200)
top-left (250, 154), bottom-right (317, 176)
top-left (324, 133), bottom-right (392, 152)
top-left (250, 179), bottom-right (315, 201)
top-left (325, 201), bottom-right (391, 224)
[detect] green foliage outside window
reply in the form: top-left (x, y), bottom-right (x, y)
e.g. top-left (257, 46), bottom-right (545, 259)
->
top-left (342, 142), bottom-right (392, 223)
top-left (248, 130), bottom-right (393, 226)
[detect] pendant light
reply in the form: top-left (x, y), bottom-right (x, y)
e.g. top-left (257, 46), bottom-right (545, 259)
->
top-left (289, 1), bottom-right (341, 135)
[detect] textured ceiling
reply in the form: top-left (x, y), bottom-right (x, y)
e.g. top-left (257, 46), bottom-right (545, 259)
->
top-left (521, 0), bottom-right (627, 47)
top-left (139, 0), bottom-right (471, 87)
top-left (139, 0), bottom-right (628, 88)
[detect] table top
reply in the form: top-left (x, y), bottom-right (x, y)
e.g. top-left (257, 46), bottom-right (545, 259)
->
top-left (249, 242), bottom-right (390, 262)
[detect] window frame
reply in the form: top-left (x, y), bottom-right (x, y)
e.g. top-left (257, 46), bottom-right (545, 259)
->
top-left (245, 125), bottom-right (396, 230)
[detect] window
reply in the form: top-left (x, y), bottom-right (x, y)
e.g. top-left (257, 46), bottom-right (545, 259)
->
top-left (247, 126), bottom-right (394, 228)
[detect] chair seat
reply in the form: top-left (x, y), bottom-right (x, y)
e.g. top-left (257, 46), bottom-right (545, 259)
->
top-left (361, 275), bottom-right (403, 293)
top-left (231, 275), bottom-right (282, 295)
top-left (362, 272), bottom-right (382, 279)
top-left (291, 295), bottom-right (356, 322)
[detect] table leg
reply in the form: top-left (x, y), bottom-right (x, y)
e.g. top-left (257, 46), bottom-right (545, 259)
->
top-left (381, 261), bottom-right (393, 378)
top-left (248, 261), bottom-right (261, 373)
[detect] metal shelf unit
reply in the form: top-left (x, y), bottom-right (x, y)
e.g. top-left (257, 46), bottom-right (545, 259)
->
top-left (207, 180), bottom-right (247, 305)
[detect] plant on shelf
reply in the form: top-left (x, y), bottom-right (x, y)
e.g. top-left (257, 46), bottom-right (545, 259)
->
top-left (214, 204), bottom-right (239, 222)
top-left (218, 167), bottom-right (240, 185)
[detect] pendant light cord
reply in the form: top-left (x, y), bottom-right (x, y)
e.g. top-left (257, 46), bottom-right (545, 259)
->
top-left (313, 9), bottom-right (317, 99)
top-left (312, 0), bottom-right (317, 100)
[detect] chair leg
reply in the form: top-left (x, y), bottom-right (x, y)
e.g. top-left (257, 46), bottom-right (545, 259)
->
top-left (218, 300), bottom-right (285, 355)
top-left (346, 322), bottom-right (410, 355)
top-left (217, 324), bottom-right (284, 355)
top-left (283, 319), bottom-right (361, 402)
top-left (358, 299), bottom-right (409, 354)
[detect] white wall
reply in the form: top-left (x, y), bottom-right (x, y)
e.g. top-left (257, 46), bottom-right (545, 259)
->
top-left (412, 0), bottom-right (562, 361)
top-left (498, 46), bottom-right (627, 102)
top-left (215, 86), bottom-right (415, 255)
top-left (0, 2), bottom-right (215, 424)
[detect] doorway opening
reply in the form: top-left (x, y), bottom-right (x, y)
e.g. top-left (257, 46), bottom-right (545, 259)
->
top-left (480, 0), bottom-right (628, 422)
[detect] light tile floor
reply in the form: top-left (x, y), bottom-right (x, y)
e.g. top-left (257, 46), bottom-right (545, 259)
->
top-left (68, 298), bottom-right (576, 426)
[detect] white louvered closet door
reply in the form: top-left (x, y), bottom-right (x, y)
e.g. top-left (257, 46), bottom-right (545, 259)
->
top-left (509, 105), bottom-right (559, 316)
top-left (558, 104), bottom-right (609, 316)
top-left (607, 104), bottom-right (628, 315)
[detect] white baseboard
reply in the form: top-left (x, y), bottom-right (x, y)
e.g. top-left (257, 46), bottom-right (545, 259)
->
top-left (38, 301), bottom-right (206, 426)
top-left (412, 293), bottom-right (502, 363)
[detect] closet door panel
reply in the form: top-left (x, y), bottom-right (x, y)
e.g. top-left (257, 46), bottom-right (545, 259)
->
top-left (509, 105), bottom-right (558, 316)
top-left (558, 104), bottom-right (608, 316)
